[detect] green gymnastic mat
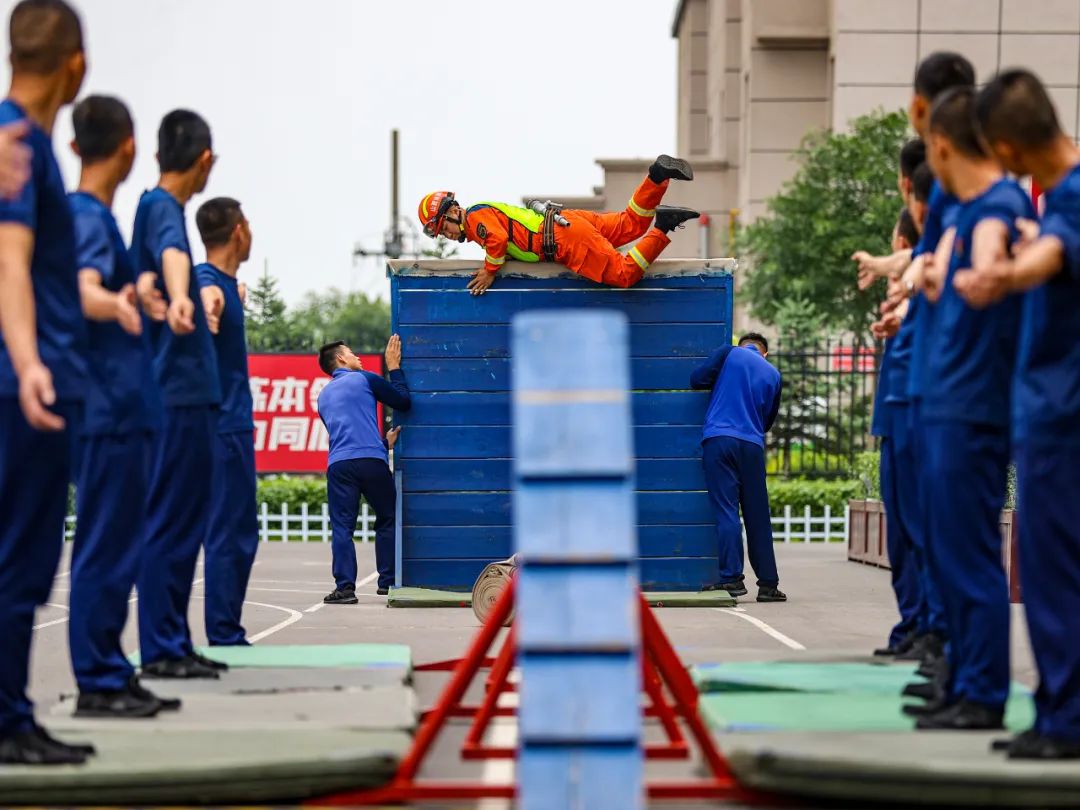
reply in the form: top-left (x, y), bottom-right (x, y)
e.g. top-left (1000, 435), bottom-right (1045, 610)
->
top-left (386, 587), bottom-right (736, 608)
top-left (0, 727), bottom-right (407, 805)
top-left (722, 731), bottom-right (1080, 807)
top-left (693, 660), bottom-right (920, 694)
top-left (130, 643), bottom-right (411, 670)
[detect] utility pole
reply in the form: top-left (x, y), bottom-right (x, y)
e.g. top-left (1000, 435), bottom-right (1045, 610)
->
top-left (353, 128), bottom-right (420, 262)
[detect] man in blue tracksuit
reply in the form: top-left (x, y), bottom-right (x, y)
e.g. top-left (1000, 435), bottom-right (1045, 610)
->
top-left (132, 109), bottom-right (226, 679)
top-left (914, 86), bottom-right (1034, 731)
top-left (194, 197), bottom-right (258, 646)
top-left (958, 69), bottom-right (1080, 758)
top-left (691, 333), bottom-right (784, 602)
top-left (318, 336), bottom-right (411, 601)
top-left (68, 95), bottom-right (180, 718)
top-left (0, 0), bottom-right (96, 764)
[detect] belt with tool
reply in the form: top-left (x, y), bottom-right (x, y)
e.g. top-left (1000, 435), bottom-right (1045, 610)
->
top-left (528, 200), bottom-right (570, 262)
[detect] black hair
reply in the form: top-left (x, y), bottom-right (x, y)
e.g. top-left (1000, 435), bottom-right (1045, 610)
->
top-left (976, 68), bottom-right (1062, 149)
top-left (318, 341), bottom-right (346, 376)
top-left (896, 207), bottom-right (919, 247)
top-left (914, 51), bottom-right (976, 101)
top-left (72, 95), bottom-right (133, 164)
top-left (930, 86), bottom-right (986, 159)
top-left (9, 0), bottom-right (82, 74)
top-left (899, 139), bottom-right (926, 179)
top-left (738, 332), bottom-right (769, 354)
top-left (911, 162), bottom-right (934, 203)
top-left (157, 109), bottom-right (212, 173)
top-left (196, 197), bottom-right (244, 249)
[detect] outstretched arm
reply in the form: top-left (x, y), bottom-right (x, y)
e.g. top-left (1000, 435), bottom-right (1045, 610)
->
top-left (690, 345), bottom-right (733, 390)
top-left (467, 211), bottom-right (510, 296)
top-left (368, 333), bottom-right (412, 410)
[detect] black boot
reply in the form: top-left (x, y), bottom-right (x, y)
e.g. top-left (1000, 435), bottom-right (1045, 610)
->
top-left (648, 154), bottom-right (694, 183)
top-left (190, 651), bottom-right (229, 672)
top-left (902, 681), bottom-right (941, 701)
top-left (32, 725), bottom-right (96, 757)
top-left (916, 700), bottom-right (1004, 731)
top-left (0, 729), bottom-right (87, 765)
top-left (655, 206), bottom-right (700, 233)
top-left (75, 687), bottom-right (161, 719)
top-left (1006, 731), bottom-right (1080, 760)
top-left (902, 694), bottom-right (952, 717)
top-left (703, 580), bottom-right (747, 597)
top-left (324, 584), bottom-right (358, 605)
top-left (757, 585), bottom-right (787, 603)
top-left (129, 676), bottom-right (181, 712)
top-left (141, 655), bottom-right (220, 680)
top-left (875, 630), bottom-right (918, 657)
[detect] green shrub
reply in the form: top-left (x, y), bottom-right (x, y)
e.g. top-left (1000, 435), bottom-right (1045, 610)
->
top-left (256, 475), bottom-right (328, 511)
top-left (766, 444), bottom-right (851, 477)
top-left (767, 478), bottom-right (864, 513)
top-left (851, 450), bottom-right (881, 499)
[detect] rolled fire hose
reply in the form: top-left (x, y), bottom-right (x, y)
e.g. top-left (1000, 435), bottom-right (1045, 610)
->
top-left (472, 555), bottom-right (518, 626)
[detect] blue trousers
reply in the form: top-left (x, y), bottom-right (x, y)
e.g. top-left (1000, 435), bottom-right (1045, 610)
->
top-left (879, 410), bottom-right (922, 646)
top-left (0, 398), bottom-right (77, 735)
top-left (923, 420), bottom-right (1010, 709)
top-left (1015, 440), bottom-right (1080, 741)
top-left (702, 436), bottom-right (778, 587)
top-left (70, 431), bottom-right (153, 692)
top-left (138, 406), bottom-right (217, 664)
top-left (327, 458), bottom-right (396, 590)
top-left (203, 430), bottom-right (259, 646)
top-left (909, 400), bottom-right (948, 637)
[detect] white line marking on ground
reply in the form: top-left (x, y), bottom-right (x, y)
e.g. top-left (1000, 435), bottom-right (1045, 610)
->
top-left (304, 602), bottom-right (326, 614)
top-left (478, 690), bottom-right (517, 810)
top-left (245, 586), bottom-right (334, 595)
top-left (357, 571), bottom-right (379, 588)
top-left (245, 601), bottom-right (304, 643)
top-left (713, 607), bottom-right (806, 651)
top-left (45, 602), bottom-right (69, 612)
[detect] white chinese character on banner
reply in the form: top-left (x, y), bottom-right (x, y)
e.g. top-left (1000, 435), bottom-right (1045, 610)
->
top-left (249, 377), bottom-right (270, 411)
top-left (268, 417), bottom-right (309, 450)
top-left (267, 376), bottom-right (309, 413)
top-left (309, 377), bottom-right (329, 412)
top-left (307, 418), bottom-right (330, 451)
top-left (253, 420), bottom-right (267, 451)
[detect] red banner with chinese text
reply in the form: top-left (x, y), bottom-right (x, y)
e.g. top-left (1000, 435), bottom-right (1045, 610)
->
top-left (249, 353), bottom-right (383, 473)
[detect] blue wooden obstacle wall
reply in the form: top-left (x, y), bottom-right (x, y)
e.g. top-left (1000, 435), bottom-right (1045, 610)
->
top-left (389, 259), bottom-right (735, 591)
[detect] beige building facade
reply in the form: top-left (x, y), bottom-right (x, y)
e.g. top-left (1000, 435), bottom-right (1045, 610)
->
top-left (538, 0), bottom-right (1080, 331)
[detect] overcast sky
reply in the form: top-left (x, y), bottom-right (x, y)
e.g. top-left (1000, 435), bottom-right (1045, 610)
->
top-left (0, 0), bottom-right (677, 303)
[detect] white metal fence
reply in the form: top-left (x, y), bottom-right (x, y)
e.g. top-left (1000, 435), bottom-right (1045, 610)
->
top-left (66, 503), bottom-right (848, 544)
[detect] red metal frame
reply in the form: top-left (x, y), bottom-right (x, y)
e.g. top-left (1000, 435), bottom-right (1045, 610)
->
top-left (312, 581), bottom-right (753, 805)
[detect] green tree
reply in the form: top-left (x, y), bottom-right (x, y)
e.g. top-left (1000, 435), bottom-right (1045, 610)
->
top-left (244, 268), bottom-right (308, 351)
top-left (739, 109), bottom-right (910, 334)
top-left (289, 289), bottom-right (391, 353)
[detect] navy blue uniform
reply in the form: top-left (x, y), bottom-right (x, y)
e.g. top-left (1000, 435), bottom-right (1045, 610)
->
top-left (1014, 164), bottom-right (1080, 742)
top-left (691, 345), bottom-right (782, 587)
top-left (922, 177), bottom-right (1034, 711)
top-left (317, 368), bottom-right (411, 590)
top-left (0, 100), bottom-right (86, 736)
top-left (871, 341), bottom-right (922, 648)
top-left (195, 263), bottom-right (257, 646)
top-left (131, 187), bottom-right (221, 665)
top-left (68, 192), bottom-right (160, 692)
top-left (902, 180), bottom-right (960, 643)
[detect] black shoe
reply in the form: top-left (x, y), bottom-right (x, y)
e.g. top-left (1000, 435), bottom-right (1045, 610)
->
top-left (916, 700), bottom-right (1005, 731)
top-left (757, 586), bottom-right (787, 603)
top-left (1006, 731), bottom-right (1080, 760)
top-left (902, 681), bottom-right (941, 701)
top-left (703, 580), bottom-right (747, 597)
top-left (918, 632), bottom-right (946, 665)
top-left (0, 728), bottom-right (87, 765)
top-left (894, 633), bottom-right (929, 661)
top-left (31, 724), bottom-right (96, 757)
top-left (324, 585), bottom-right (359, 605)
top-left (75, 687), bottom-right (161, 719)
top-left (141, 655), bottom-right (220, 680)
top-left (649, 154), bottom-right (694, 183)
top-left (875, 630), bottom-right (917, 657)
top-left (128, 676), bottom-right (181, 712)
top-left (992, 728), bottom-right (1039, 753)
top-left (190, 650), bottom-right (229, 671)
top-left (903, 695), bottom-right (951, 717)
top-left (654, 205), bottom-right (700, 233)
top-left (376, 587), bottom-right (389, 596)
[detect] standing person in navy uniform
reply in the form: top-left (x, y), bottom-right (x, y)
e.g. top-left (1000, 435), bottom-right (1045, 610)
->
top-left (67, 95), bottom-right (180, 718)
top-left (691, 333), bottom-right (785, 603)
top-left (131, 110), bottom-right (225, 679)
top-left (194, 198), bottom-right (257, 647)
top-left (318, 337), bottom-right (411, 601)
top-left (913, 86), bottom-right (1035, 731)
top-left (0, 0), bottom-right (95, 764)
top-left (955, 69), bottom-right (1080, 758)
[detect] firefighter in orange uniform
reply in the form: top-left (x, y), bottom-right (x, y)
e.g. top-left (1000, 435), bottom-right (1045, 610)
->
top-left (418, 155), bottom-right (699, 295)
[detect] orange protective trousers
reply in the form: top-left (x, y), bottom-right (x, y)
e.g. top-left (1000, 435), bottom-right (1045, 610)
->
top-left (554, 177), bottom-right (672, 288)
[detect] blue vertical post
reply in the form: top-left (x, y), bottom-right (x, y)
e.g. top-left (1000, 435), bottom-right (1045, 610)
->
top-left (512, 309), bottom-right (643, 810)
